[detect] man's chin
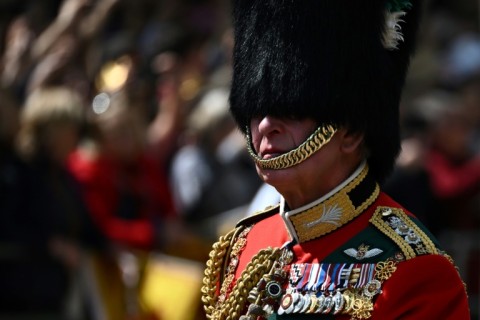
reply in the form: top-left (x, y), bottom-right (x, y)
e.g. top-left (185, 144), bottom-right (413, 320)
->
top-left (256, 165), bottom-right (292, 183)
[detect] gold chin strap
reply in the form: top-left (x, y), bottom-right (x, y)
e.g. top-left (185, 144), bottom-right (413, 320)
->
top-left (245, 124), bottom-right (337, 170)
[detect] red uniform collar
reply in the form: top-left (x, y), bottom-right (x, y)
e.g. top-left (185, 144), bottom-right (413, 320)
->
top-left (280, 161), bottom-right (380, 243)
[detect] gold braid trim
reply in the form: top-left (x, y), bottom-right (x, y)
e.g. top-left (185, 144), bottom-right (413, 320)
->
top-left (202, 238), bottom-right (282, 320)
top-left (221, 247), bottom-right (282, 320)
top-left (370, 207), bottom-right (438, 260)
top-left (245, 124), bottom-right (337, 170)
top-left (287, 165), bottom-right (379, 243)
top-left (202, 228), bottom-right (237, 317)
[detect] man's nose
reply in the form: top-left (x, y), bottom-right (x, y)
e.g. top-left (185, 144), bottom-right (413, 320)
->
top-left (258, 116), bottom-right (283, 136)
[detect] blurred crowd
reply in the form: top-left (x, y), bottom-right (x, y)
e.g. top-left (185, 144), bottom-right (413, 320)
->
top-left (0, 0), bottom-right (478, 319)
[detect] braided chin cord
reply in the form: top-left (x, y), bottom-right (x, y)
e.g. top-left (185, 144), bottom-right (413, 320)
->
top-left (201, 229), bottom-right (282, 320)
top-left (246, 124), bottom-right (337, 170)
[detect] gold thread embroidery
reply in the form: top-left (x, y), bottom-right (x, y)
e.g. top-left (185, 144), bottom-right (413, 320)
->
top-left (288, 165), bottom-right (379, 242)
top-left (217, 226), bottom-right (253, 306)
top-left (375, 260), bottom-right (397, 281)
top-left (351, 296), bottom-right (374, 319)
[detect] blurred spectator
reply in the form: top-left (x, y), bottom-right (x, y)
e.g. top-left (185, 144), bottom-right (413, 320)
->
top-left (1, 0), bottom-right (120, 100)
top-left (69, 90), bottom-right (177, 250)
top-left (4, 86), bottom-right (105, 319)
top-left (427, 89), bottom-right (480, 319)
top-left (386, 88), bottom-right (480, 318)
top-left (425, 88), bottom-right (479, 259)
top-left (0, 89), bottom-right (36, 314)
top-left (441, 34), bottom-right (480, 87)
top-left (170, 87), bottom-right (261, 240)
top-left (27, 0), bottom-right (121, 95)
top-left (246, 183), bottom-right (281, 217)
top-left (68, 89), bottom-right (184, 319)
top-left (385, 91), bottom-right (459, 228)
top-left (0, 0), bottom-right (58, 96)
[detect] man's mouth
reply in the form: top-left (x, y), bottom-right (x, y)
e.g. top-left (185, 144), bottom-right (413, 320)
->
top-left (262, 153), bottom-right (281, 160)
top-left (260, 148), bottom-right (286, 160)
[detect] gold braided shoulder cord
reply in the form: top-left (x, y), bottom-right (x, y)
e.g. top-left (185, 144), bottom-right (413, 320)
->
top-left (245, 124), bottom-right (337, 170)
top-left (202, 228), bottom-right (237, 317)
top-left (221, 248), bottom-right (282, 320)
top-left (202, 241), bottom-right (282, 320)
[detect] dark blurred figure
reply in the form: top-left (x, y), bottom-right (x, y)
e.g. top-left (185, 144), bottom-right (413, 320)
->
top-left (0, 89), bottom-right (39, 314)
top-left (385, 88), bottom-right (480, 318)
top-left (68, 90), bottom-right (181, 319)
top-left (384, 91), bottom-right (457, 230)
top-left (0, 86), bottom-right (105, 319)
top-left (424, 89), bottom-right (480, 315)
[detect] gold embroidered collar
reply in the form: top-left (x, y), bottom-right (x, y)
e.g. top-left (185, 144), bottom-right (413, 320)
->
top-left (280, 161), bottom-right (379, 243)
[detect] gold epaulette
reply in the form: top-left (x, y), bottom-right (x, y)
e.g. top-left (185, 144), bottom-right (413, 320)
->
top-left (370, 207), bottom-right (438, 260)
top-left (235, 204), bottom-right (280, 228)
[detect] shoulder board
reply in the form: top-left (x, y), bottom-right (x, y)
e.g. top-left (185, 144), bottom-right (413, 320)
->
top-left (236, 204), bottom-right (280, 227)
top-left (369, 206), bottom-right (438, 260)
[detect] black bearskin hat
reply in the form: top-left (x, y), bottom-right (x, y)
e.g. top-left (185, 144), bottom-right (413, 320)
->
top-left (229, 0), bottom-right (421, 182)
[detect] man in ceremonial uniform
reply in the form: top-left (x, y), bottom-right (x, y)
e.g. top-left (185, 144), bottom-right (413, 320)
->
top-left (201, 0), bottom-right (470, 319)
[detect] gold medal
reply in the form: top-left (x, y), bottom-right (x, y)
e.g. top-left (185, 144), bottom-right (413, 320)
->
top-left (307, 295), bottom-right (318, 313)
top-left (342, 290), bottom-right (355, 314)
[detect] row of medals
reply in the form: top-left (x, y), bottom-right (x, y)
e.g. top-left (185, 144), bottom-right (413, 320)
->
top-left (239, 249), bottom-right (382, 318)
top-left (276, 265), bottom-right (383, 316)
top-left (278, 288), bottom-right (359, 315)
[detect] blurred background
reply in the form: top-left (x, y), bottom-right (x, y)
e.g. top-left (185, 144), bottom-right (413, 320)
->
top-left (0, 0), bottom-right (478, 319)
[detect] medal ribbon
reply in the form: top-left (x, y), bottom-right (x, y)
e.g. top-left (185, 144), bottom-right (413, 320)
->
top-left (328, 263), bottom-right (344, 291)
top-left (297, 264), bottom-right (312, 290)
top-left (356, 264), bottom-right (376, 288)
top-left (339, 263), bottom-right (354, 289)
top-left (289, 264), bottom-right (305, 286)
top-left (320, 264), bottom-right (334, 291)
top-left (314, 264), bottom-right (328, 292)
top-left (305, 264), bottom-right (320, 291)
top-left (290, 263), bottom-right (366, 294)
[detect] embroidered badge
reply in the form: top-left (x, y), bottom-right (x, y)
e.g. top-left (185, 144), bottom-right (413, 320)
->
top-left (344, 244), bottom-right (384, 260)
top-left (289, 264), bottom-right (306, 285)
top-left (305, 204), bottom-right (342, 228)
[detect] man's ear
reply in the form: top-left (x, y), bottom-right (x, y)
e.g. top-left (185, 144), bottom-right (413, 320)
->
top-left (339, 129), bottom-right (364, 154)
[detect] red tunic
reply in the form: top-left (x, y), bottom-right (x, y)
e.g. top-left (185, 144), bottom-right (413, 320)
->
top-left (203, 165), bottom-right (470, 319)
top-left (235, 193), bottom-right (469, 319)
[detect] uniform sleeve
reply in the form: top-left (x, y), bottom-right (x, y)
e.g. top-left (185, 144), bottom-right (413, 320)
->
top-left (373, 254), bottom-right (470, 319)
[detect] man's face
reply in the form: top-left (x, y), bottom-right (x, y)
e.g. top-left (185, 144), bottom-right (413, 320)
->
top-left (249, 116), bottom-right (360, 208)
top-left (250, 116), bottom-right (318, 162)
